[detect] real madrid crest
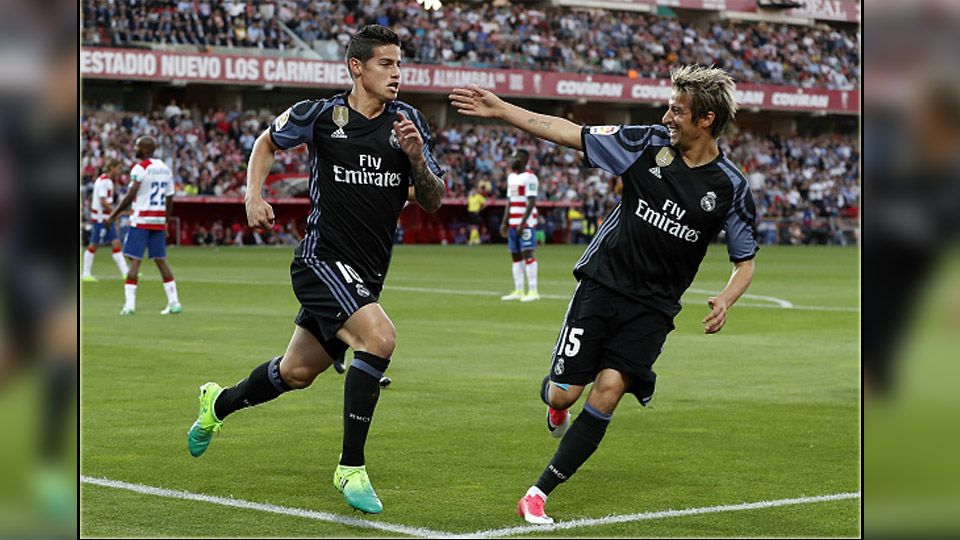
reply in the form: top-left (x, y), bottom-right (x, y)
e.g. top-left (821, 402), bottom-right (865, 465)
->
top-left (332, 106), bottom-right (349, 139)
top-left (655, 147), bottom-right (675, 167)
top-left (700, 191), bottom-right (717, 212)
top-left (389, 130), bottom-right (400, 149)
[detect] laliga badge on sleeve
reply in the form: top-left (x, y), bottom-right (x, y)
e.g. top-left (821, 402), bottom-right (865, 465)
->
top-left (656, 147), bottom-right (675, 167)
top-left (274, 109), bottom-right (290, 130)
top-left (589, 125), bottom-right (620, 136)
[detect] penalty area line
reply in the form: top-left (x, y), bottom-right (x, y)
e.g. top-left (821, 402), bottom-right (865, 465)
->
top-left (80, 475), bottom-right (449, 538)
top-left (462, 491), bottom-right (861, 538)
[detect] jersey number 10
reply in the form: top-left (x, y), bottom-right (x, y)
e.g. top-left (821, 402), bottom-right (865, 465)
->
top-left (335, 261), bottom-right (364, 284)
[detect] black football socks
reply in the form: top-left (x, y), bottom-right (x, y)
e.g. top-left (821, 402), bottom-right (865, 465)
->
top-left (535, 403), bottom-right (611, 495)
top-left (340, 351), bottom-right (390, 467)
top-left (214, 355), bottom-right (292, 420)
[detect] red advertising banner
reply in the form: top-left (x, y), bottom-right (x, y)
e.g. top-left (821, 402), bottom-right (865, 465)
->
top-left (81, 47), bottom-right (859, 114)
top-left (782, 0), bottom-right (860, 22)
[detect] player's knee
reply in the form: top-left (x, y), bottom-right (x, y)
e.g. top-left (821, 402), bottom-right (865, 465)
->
top-left (589, 384), bottom-right (626, 414)
top-left (548, 390), bottom-right (578, 410)
top-left (365, 330), bottom-right (396, 358)
top-left (546, 382), bottom-right (580, 409)
top-left (280, 363), bottom-right (319, 389)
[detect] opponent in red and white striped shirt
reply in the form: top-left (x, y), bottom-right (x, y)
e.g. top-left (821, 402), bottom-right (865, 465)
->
top-left (499, 148), bottom-right (540, 302)
top-left (107, 136), bottom-right (181, 315)
top-left (82, 159), bottom-right (129, 281)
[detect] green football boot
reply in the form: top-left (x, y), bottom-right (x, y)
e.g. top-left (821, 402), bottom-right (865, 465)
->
top-left (161, 302), bottom-right (183, 315)
top-left (187, 382), bottom-right (223, 457)
top-left (333, 464), bottom-right (383, 514)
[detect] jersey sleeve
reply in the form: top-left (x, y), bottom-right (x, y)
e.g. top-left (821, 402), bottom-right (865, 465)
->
top-left (407, 107), bottom-right (446, 181)
top-left (581, 124), bottom-right (670, 176)
top-left (724, 180), bottom-right (759, 263)
top-left (94, 179), bottom-right (111, 199)
top-left (269, 100), bottom-right (323, 150)
top-left (164, 169), bottom-right (176, 197)
top-left (129, 164), bottom-right (144, 185)
top-left (525, 173), bottom-right (538, 198)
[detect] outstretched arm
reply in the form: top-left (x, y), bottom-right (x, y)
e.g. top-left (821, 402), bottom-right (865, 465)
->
top-left (449, 85), bottom-right (583, 150)
top-left (703, 259), bottom-right (755, 334)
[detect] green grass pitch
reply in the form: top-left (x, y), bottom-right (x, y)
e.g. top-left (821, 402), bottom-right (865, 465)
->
top-left (80, 243), bottom-right (860, 537)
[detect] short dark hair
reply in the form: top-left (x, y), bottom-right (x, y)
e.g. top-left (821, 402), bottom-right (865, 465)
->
top-left (511, 149), bottom-right (530, 170)
top-left (345, 25), bottom-right (401, 72)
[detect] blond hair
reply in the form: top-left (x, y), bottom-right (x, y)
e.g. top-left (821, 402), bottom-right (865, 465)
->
top-left (670, 65), bottom-right (737, 138)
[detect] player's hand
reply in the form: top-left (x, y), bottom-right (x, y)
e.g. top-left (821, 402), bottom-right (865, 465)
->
top-left (703, 296), bottom-right (728, 334)
top-left (449, 84), bottom-right (503, 119)
top-left (500, 223), bottom-right (509, 238)
top-left (245, 196), bottom-right (275, 229)
top-left (393, 112), bottom-right (425, 162)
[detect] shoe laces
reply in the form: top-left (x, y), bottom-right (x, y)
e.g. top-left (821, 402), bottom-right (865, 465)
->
top-left (342, 468), bottom-right (371, 490)
top-left (525, 494), bottom-right (547, 515)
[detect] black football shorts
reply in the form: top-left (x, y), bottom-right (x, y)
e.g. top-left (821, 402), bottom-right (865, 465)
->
top-left (548, 278), bottom-right (675, 406)
top-left (290, 257), bottom-right (382, 363)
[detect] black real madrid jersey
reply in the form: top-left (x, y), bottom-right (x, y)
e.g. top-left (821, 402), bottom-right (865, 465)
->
top-left (575, 124), bottom-right (758, 317)
top-left (269, 91), bottom-right (444, 286)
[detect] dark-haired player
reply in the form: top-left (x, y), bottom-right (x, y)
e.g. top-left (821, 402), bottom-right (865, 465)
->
top-left (187, 25), bottom-right (445, 514)
top-left (107, 136), bottom-right (181, 316)
top-left (499, 148), bottom-right (540, 302)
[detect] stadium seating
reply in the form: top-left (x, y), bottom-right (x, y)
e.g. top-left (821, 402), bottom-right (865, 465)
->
top-left (81, 106), bottom-right (859, 246)
top-left (81, 0), bottom-right (859, 89)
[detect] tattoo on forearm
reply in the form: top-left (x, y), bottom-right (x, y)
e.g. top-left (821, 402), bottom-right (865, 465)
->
top-left (527, 117), bottom-right (552, 130)
top-left (412, 162), bottom-right (444, 212)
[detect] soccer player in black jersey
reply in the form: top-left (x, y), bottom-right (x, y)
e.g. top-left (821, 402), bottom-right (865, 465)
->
top-left (187, 25), bottom-right (445, 515)
top-left (451, 65), bottom-right (758, 524)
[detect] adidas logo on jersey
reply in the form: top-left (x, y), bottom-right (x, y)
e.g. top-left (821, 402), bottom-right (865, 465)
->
top-left (648, 166), bottom-right (662, 179)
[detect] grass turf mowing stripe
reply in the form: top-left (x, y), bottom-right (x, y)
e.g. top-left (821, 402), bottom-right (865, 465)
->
top-left (117, 275), bottom-right (857, 313)
top-left (80, 475), bottom-right (448, 538)
top-left (463, 492), bottom-right (861, 538)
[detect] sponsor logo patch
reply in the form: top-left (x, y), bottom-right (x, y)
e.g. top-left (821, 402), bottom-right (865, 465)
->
top-left (648, 166), bottom-right (662, 179)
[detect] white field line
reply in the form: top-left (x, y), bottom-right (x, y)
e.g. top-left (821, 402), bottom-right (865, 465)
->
top-left (82, 475), bottom-right (858, 538)
top-left (461, 491), bottom-right (861, 538)
top-left (80, 475), bottom-right (447, 538)
top-left (161, 277), bottom-right (858, 313)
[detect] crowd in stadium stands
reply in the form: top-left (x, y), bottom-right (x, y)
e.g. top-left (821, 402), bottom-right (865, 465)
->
top-left (81, 104), bottom-right (859, 246)
top-left (82, 0), bottom-right (293, 49)
top-left (82, 0), bottom-right (860, 90)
